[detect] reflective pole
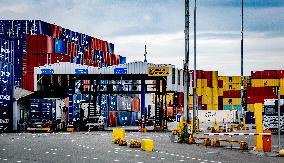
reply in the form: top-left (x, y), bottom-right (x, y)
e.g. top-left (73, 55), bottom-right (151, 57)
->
top-left (278, 89), bottom-right (281, 150)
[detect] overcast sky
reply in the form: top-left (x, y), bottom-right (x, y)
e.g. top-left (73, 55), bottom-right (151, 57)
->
top-left (1, 0), bottom-right (283, 75)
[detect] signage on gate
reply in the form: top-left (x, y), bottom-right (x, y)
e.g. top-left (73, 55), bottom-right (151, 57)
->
top-left (148, 67), bottom-right (169, 76)
top-left (75, 69), bottom-right (88, 74)
top-left (41, 69), bottom-right (54, 74)
top-left (114, 68), bottom-right (127, 74)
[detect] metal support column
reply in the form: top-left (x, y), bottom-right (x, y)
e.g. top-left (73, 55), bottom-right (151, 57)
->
top-left (193, 0), bottom-right (197, 132)
top-left (240, 0), bottom-right (245, 123)
top-left (141, 79), bottom-right (146, 129)
top-left (184, 0), bottom-right (190, 123)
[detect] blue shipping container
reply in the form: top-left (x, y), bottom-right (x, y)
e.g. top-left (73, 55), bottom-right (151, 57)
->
top-left (54, 39), bottom-right (67, 54)
top-left (117, 111), bottom-right (132, 126)
top-left (245, 112), bottom-right (255, 124)
top-left (223, 105), bottom-right (232, 110)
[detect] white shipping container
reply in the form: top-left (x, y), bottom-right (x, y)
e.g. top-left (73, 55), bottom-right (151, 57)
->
top-left (189, 110), bottom-right (237, 123)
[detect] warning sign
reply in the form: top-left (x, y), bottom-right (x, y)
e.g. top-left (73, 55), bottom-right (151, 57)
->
top-left (148, 67), bottom-right (169, 76)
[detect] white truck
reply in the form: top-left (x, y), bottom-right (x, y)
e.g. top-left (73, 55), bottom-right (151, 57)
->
top-left (263, 99), bottom-right (284, 133)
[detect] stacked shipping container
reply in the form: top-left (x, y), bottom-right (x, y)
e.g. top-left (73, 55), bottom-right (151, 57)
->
top-left (0, 20), bottom-right (127, 92)
top-left (0, 38), bottom-right (14, 131)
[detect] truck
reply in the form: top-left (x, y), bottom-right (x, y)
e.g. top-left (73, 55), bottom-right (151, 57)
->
top-left (263, 99), bottom-right (284, 133)
top-left (81, 101), bottom-right (104, 131)
top-left (27, 99), bottom-right (67, 132)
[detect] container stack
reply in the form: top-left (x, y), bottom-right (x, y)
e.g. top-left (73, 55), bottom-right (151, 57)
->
top-left (247, 70), bottom-right (282, 112)
top-left (0, 20), bottom-right (127, 92)
top-left (0, 38), bottom-right (14, 131)
top-left (218, 76), bottom-right (248, 111)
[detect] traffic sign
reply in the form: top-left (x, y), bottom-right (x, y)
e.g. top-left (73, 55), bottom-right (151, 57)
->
top-left (148, 67), bottom-right (169, 76)
top-left (41, 69), bottom-right (54, 74)
top-left (75, 69), bottom-right (88, 74)
top-left (114, 68), bottom-right (127, 74)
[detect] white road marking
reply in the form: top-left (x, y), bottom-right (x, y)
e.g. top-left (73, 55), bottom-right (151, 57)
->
top-left (161, 158), bottom-right (165, 160)
top-left (93, 158), bottom-right (98, 160)
top-left (151, 157), bottom-right (156, 159)
top-left (16, 161), bottom-right (21, 163)
top-left (52, 153), bottom-right (56, 155)
top-left (28, 149), bottom-right (31, 151)
top-left (67, 155), bottom-right (71, 157)
top-left (45, 152), bottom-right (49, 154)
top-left (192, 158), bottom-right (196, 160)
top-left (2, 149), bottom-right (5, 151)
top-left (181, 156), bottom-right (184, 158)
top-left (114, 160), bottom-right (119, 162)
top-left (180, 160), bottom-right (184, 162)
top-left (92, 148), bottom-right (94, 150)
top-left (135, 155), bottom-right (139, 157)
top-left (83, 157), bottom-right (87, 159)
top-left (3, 159), bottom-right (7, 161)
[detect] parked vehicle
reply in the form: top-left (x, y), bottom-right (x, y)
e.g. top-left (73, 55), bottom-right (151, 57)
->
top-left (263, 99), bottom-right (284, 133)
top-left (27, 99), bottom-right (67, 132)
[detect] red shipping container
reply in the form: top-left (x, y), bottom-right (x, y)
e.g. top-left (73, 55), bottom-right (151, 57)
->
top-left (51, 24), bottom-right (62, 39)
top-left (103, 41), bottom-right (108, 52)
top-left (223, 90), bottom-right (241, 98)
top-left (52, 54), bottom-right (71, 63)
top-left (198, 96), bottom-right (202, 104)
top-left (26, 35), bottom-right (54, 54)
top-left (131, 98), bottom-right (140, 112)
top-left (218, 96), bottom-right (223, 110)
top-left (218, 80), bottom-right (223, 88)
top-left (202, 104), bottom-right (207, 110)
top-left (190, 70), bottom-right (203, 79)
top-left (247, 87), bottom-right (277, 97)
top-left (178, 107), bottom-right (183, 114)
top-left (178, 92), bottom-right (184, 107)
top-left (108, 111), bottom-right (118, 127)
top-left (167, 107), bottom-right (174, 117)
top-left (247, 95), bottom-right (276, 104)
top-left (278, 70), bottom-right (284, 78)
top-left (23, 72), bottom-right (34, 91)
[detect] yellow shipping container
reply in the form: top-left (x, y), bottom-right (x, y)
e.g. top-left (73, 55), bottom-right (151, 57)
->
top-left (280, 79), bottom-right (284, 87)
top-left (247, 104), bottom-right (254, 112)
top-left (202, 96), bottom-right (213, 104)
top-left (196, 87), bottom-right (202, 96)
top-left (223, 98), bottom-right (241, 105)
top-left (166, 93), bottom-right (174, 105)
top-left (212, 88), bottom-right (218, 105)
top-left (223, 83), bottom-right (241, 91)
top-left (219, 76), bottom-right (242, 84)
top-left (280, 86), bottom-right (284, 96)
top-left (218, 88), bottom-right (223, 96)
top-left (202, 87), bottom-right (213, 96)
top-left (212, 71), bottom-right (218, 88)
top-left (197, 79), bottom-right (207, 88)
top-left (251, 79), bottom-right (279, 87)
top-left (207, 104), bottom-right (213, 110)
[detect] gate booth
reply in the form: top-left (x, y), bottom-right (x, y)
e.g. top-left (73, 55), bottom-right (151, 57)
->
top-left (34, 62), bottom-right (175, 131)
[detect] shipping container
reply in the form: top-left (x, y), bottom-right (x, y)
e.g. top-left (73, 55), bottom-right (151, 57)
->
top-left (247, 104), bottom-right (254, 112)
top-left (131, 97), bottom-right (140, 112)
top-left (247, 87), bottom-right (277, 96)
top-left (166, 106), bottom-right (174, 117)
top-left (223, 105), bottom-right (232, 110)
top-left (223, 98), bottom-right (241, 105)
top-left (131, 112), bottom-right (140, 126)
top-left (251, 79), bottom-right (280, 87)
top-left (117, 111), bottom-right (132, 126)
top-left (223, 90), bottom-right (241, 98)
top-left (245, 112), bottom-right (255, 124)
top-left (108, 111), bottom-right (117, 127)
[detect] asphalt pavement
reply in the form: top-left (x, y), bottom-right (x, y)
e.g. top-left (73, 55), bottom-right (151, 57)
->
top-left (0, 131), bottom-right (283, 163)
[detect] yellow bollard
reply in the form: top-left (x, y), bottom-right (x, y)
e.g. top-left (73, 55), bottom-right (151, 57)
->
top-left (279, 149), bottom-right (284, 157)
top-left (141, 139), bottom-right (154, 152)
top-left (112, 128), bottom-right (125, 142)
top-left (254, 103), bottom-right (263, 151)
